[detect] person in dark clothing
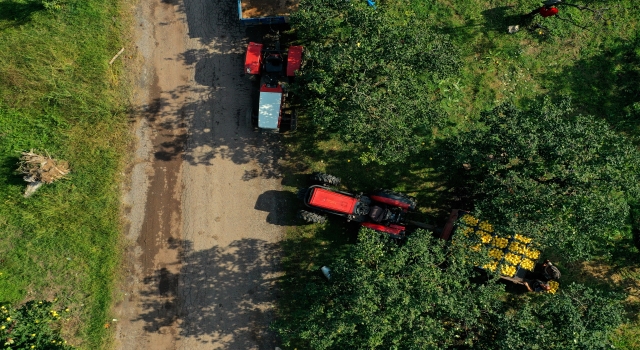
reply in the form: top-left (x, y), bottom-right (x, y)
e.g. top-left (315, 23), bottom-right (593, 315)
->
top-left (524, 279), bottom-right (551, 293)
top-left (526, 259), bottom-right (561, 282)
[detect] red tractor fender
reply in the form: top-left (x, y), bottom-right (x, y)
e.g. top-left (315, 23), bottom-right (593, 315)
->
top-left (370, 191), bottom-right (416, 211)
top-left (361, 222), bottom-right (406, 238)
top-left (245, 42), bottom-right (263, 75)
top-left (286, 46), bottom-right (303, 77)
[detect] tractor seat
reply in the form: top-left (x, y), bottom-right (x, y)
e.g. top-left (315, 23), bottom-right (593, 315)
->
top-left (354, 202), bottom-right (370, 216)
top-left (265, 55), bottom-right (282, 73)
top-left (368, 205), bottom-right (389, 223)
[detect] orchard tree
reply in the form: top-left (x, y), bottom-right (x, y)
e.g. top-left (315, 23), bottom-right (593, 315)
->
top-left (479, 284), bottom-right (625, 350)
top-left (290, 0), bottom-right (459, 164)
top-left (437, 100), bottom-right (640, 260)
top-left (273, 229), bottom-right (504, 349)
top-left (273, 228), bottom-right (626, 349)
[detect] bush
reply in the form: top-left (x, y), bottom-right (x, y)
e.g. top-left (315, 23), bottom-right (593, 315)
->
top-left (481, 284), bottom-right (625, 350)
top-left (0, 300), bottom-right (74, 349)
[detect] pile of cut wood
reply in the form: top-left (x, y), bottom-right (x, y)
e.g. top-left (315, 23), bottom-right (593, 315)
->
top-left (17, 150), bottom-right (69, 197)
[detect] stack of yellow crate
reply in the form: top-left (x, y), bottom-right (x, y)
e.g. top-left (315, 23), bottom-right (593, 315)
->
top-left (457, 214), bottom-right (541, 278)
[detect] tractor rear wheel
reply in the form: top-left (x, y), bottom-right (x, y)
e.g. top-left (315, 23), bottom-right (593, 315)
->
top-left (246, 108), bottom-right (258, 130)
top-left (373, 189), bottom-right (417, 210)
top-left (310, 172), bottom-right (341, 186)
top-left (298, 210), bottom-right (327, 224)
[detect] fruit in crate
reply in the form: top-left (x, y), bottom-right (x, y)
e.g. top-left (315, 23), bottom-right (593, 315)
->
top-left (514, 234), bottom-right (532, 243)
top-left (488, 248), bottom-right (504, 260)
top-left (492, 237), bottom-right (509, 249)
top-left (483, 261), bottom-right (498, 271)
top-left (504, 252), bottom-right (522, 265)
top-left (508, 241), bottom-right (526, 254)
top-left (461, 214), bottom-right (479, 227)
top-left (520, 258), bottom-right (535, 271)
top-left (460, 226), bottom-right (474, 237)
top-left (477, 231), bottom-right (492, 244)
top-left (524, 247), bottom-right (540, 260)
top-left (500, 264), bottom-right (517, 277)
top-left (479, 221), bottom-right (494, 232)
top-left (548, 280), bottom-right (559, 294)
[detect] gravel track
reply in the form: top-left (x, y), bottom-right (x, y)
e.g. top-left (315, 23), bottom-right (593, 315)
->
top-left (115, 0), bottom-right (286, 348)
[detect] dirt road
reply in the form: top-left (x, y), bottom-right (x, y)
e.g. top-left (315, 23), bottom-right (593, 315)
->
top-left (116, 0), bottom-right (287, 348)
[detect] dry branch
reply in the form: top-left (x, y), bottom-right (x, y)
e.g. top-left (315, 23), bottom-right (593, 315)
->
top-left (109, 47), bottom-right (125, 65)
top-left (17, 150), bottom-right (69, 184)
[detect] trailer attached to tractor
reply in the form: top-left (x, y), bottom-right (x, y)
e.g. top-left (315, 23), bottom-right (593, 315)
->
top-left (237, 0), bottom-right (299, 25)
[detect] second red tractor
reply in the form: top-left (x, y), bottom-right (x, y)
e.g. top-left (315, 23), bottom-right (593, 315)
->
top-left (244, 40), bottom-right (302, 132)
top-left (297, 173), bottom-right (417, 239)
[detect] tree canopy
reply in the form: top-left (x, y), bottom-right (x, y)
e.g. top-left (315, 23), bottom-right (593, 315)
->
top-left (290, 0), bottom-right (460, 164)
top-left (478, 284), bottom-right (625, 350)
top-left (273, 228), bottom-right (625, 349)
top-left (437, 100), bottom-right (640, 260)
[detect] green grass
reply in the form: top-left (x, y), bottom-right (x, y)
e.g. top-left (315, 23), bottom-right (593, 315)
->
top-left (281, 0), bottom-right (640, 347)
top-left (0, 0), bottom-right (130, 347)
top-left (396, 0), bottom-right (640, 136)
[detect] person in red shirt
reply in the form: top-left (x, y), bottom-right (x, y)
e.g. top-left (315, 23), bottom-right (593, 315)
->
top-left (521, 1), bottom-right (561, 24)
top-left (539, 6), bottom-right (559, 17)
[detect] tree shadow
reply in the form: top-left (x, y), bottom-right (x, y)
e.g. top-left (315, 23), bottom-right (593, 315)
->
top-left (128, 0), bottom-right (290, 180)
top-left (546, 35), bottom-right (640, 139)
top-left (0, 1), bottom-right (43, 29)
top-left (436, 6), bottom-right (521, 42)
top-left (275, 218), bottom-right (357, 327)
top-left (254, 190), bottom-right (298, 226)
top-left (277, 118), bottom-right (467, 228)
top-left (544, 236), bottom-right (640, 320)
top-left (0, 155), bottom-right (27, 187)
top-left (136, 238), bottom-right (282, 349)
top-left (481, 6), bottom-right (521, 33)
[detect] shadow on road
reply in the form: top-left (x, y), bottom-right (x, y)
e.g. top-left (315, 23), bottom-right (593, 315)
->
top-left (254, 190), bottom-right (298, 226)
top-left (136, 238), bottom-right (281, 349)
top-left (131, 0), bottom-right (287, 180)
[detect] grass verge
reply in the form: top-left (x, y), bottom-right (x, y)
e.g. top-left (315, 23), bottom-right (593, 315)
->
top-left (0, 0), bottom-right (131, 347)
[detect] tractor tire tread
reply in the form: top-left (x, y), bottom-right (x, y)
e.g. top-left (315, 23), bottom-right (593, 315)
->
top-left (374, 189), bottom-right (417, 209)
top-left (310, 172), bottom-right (341, 186)
top-left (298, 210), bottom-right (327, 224)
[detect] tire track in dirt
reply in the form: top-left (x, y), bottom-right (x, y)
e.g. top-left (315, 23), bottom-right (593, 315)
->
top-left (116, 0), bottom-right (288, 349)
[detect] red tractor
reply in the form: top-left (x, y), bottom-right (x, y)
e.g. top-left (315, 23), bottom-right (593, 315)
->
top-left (244, 40), bottom-right (303, 132)
top-left (297, 173), bottom-right (417, 239)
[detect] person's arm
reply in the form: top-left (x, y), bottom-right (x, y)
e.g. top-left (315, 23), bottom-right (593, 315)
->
top-left (524, 281), bottom-right (533, 292)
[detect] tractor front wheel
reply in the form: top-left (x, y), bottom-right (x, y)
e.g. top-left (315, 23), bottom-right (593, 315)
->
top-left (310, 172), bottom-right (341, 186)
top-left (298, 210), bottom-right (327, 224)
